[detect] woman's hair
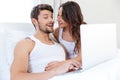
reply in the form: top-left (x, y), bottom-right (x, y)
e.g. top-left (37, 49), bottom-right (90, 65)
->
top-left (60, 1), bottom-right (86, 53)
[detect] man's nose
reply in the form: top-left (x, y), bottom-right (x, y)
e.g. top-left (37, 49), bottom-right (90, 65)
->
top-left (50, 18), bottom-right (54, 23)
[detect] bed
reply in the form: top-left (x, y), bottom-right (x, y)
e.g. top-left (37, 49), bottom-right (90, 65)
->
top-left (49, 55), bottom-right (120, 80)
top-left (0, 23), bottom-right (120, 80)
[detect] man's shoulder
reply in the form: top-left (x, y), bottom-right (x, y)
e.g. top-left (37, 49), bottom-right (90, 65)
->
top-left (15, 38), bottom-right (35, 50)
top-left (18, 38), bottom-right (34, 45)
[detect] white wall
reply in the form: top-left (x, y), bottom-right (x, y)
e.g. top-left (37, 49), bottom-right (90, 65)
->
top-left (0, 0), bottom-right (33, 23)
top-left (60, 0), bottom-right (120, 49)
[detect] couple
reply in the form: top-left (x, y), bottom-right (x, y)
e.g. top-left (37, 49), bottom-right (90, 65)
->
top-left (11, 1), bottom-right (86, 80)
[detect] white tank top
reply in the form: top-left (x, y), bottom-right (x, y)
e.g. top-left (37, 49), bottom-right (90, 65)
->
top-left (59, 28), bottom-right (77, 58)
top-left (28, 35), bottom-right (65, 73)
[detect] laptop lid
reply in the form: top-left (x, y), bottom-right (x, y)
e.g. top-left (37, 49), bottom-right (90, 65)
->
top-left (80, 24), bottom-right (117, 71)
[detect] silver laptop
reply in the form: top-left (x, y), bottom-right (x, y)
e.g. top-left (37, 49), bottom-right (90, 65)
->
top-left (80, 23), bottom-right (117, 71)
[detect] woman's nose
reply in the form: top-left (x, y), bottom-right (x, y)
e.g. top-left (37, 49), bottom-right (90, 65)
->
top-left (57, 16), bottom-right (60, 22)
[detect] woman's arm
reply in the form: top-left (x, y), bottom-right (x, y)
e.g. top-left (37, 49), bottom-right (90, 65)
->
top-left (53, 27), bottom-right (60, 42)
top-left (72, 48), bottom-right (82, 64)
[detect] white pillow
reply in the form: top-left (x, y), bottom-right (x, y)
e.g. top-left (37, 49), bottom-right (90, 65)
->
top-left (0, 29), bottom-right (10, 80)
top-left (0, 29), bottom-right (6, 69)
top-left (0, 23), bottom-right (35, 80)
top-left (5, 29), bottom-right (33, 66)
top-left (0, 29), bottom-right (5, 52)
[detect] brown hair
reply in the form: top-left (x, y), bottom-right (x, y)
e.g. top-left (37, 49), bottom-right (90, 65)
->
top-left (31, 4), bottom-right (53, 20)
top-left (60, 1), bottom-right (86, 53)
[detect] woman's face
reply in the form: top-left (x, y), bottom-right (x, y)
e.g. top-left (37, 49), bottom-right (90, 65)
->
top-left (57, 7), bottom-right (69, 28)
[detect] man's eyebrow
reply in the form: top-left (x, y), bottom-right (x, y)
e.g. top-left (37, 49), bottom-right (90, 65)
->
top-left (42, 14), bottom-right (49, 16)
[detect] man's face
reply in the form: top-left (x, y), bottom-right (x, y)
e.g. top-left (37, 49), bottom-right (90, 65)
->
top-left (36, 10), bottom-right (54, 33)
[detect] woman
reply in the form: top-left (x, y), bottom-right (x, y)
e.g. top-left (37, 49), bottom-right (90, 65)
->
top-left (46, 1), bottom-right (86, 71)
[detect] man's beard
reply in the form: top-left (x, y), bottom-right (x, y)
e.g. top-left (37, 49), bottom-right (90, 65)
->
top-left (38, 25), bottom-right (53, 34)
top-left (37, 21), bottom-right (53, 34)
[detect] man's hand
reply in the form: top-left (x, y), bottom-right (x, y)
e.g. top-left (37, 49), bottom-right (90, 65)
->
top-left (45, 59), bottom-right (81, 75)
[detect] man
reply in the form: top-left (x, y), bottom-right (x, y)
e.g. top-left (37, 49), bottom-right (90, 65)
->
top-left (11, 4), bottom-right (80, 80)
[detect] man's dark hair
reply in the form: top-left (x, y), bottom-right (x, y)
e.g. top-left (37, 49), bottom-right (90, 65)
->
top-left (31, 4), bottom-right (53, 20)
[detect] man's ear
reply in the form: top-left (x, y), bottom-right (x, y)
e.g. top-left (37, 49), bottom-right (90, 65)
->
top-left (31, 18), bottom-right (38, 25)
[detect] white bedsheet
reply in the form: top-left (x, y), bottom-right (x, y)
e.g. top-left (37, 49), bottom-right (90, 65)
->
top-left (49, 53), bottom-right (120, 80)
top-left (1, 54), bottom-right (120, 80)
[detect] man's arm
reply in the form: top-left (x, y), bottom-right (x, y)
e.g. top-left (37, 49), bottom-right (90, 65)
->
top-left (45, 48), bottom-right (82, 72)
top-left (11, 39), bottom-right (57, 80)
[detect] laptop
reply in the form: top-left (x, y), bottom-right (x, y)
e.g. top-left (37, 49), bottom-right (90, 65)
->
top-left (80, 23), bottom-right (117, 71)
